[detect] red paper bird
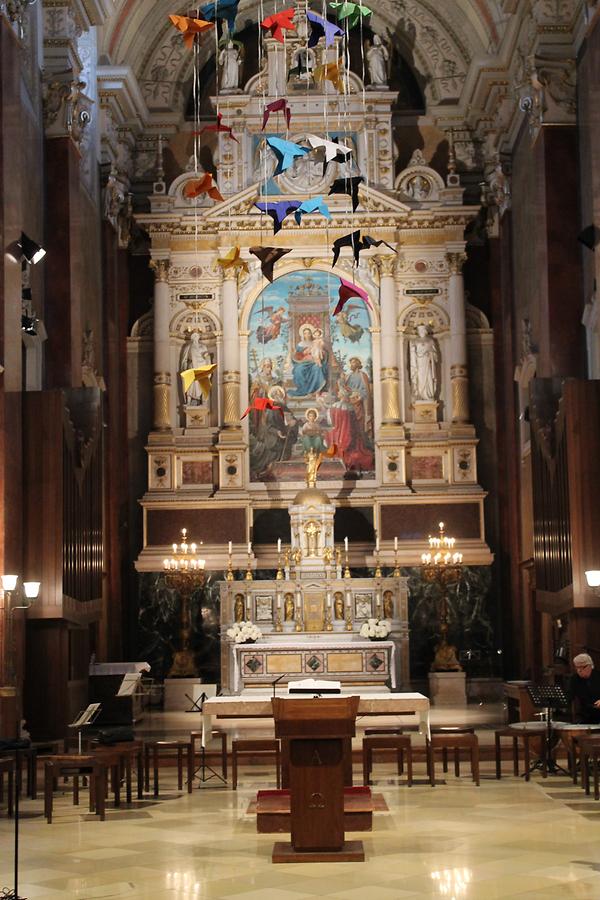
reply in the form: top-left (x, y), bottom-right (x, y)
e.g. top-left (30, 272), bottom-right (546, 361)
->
top-left (261, 7), bottom-right (296, 43)
top-left (261, 98), bottom-right (292, 131)
top-left (168, 14), bottom-right (214, 49)
top-left (241, 396), bottom-right (283, 419)
top-left (333, 277), bottom-right (373, 316)
top-left (183, 173), bottom-right (224, 202)
top-left (196, 112), bottom-right (238, 143)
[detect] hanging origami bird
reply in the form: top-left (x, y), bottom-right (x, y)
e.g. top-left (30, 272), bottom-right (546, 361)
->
top-left (261, 98), bottom-right (292, 131)
top-left (184, 173), bottom-right (224, 202)
top-left (168, 14), bottom-right (214, 49)
top-left (329, 0), bottom-right (372, 28)
top-left (333, 277), bottom-right (373, 315)
top-left (306, 10), bottom-right (344, 47)
top-left (196, 112), bottom-right (238, 143)
top-left (241, 396), bottom-right (283, 419)
top-left (260, 7), bottom-right (296, 43)
top-left (332, 230), bottom-right (397, 266)
top-left (294, 197), bottom-right (332, 224)
top-left (313, 61), bottom-right (345, 93)
top-left (217, 246), bottom-right (249, 274)
top-left (328, 175), bottom-right (364, 212)
top-left (255, 200), bottom-right (301, 234)
top-left (249, 246), bottom-right (292, 282)
top-left (305, 133), bottom-right (352, 164)
top-left (360, 235), bottom-right (397, 253)
top-left (180, 363), bottom-right (218, 399)
top-left (199, 0), bottom-right (239, 34)
top-left (266, 136), bottom-right (309, 176)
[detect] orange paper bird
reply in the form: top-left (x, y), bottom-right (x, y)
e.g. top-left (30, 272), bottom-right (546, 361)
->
top-left (314, 62), bottom-right (344, 93)
top-left (261, 7), bottom-right (296, 43)
top-left (217, 246), bottom-right (249, 273)
top-left (241, 396), bottom-right (283, 419)
top-left (183, 173), bottom-right (224, 202)
top-left (180, 363), bottom-right (217, 398)
top-left (168, 14), bottom-right (214, 49)
top-left (196, 112), bottom-right (239, 143)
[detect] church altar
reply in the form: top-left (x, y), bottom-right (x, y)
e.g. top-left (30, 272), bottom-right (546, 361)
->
top-left (233, 639), bottom-right (396, 692)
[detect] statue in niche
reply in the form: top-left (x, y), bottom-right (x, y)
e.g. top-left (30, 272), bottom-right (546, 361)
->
top-left (234, 593), bottom-right (245, 623)
top-left (405, 174), bottom-right (431, 200)
top-left (365, 34), bottom-right (389, 88)
top-left (334, 591), bottom-right (344, 620)
top-left (409, 324), bottom-right (439, 401)
top-left (284, 592), bottom-right (295, 621)
top-left (218, 40), bottom-right (243, 92)
top-left (383, 590), bottom-right (394, 620)
top-left (180, 330), bottom-right (212, 405)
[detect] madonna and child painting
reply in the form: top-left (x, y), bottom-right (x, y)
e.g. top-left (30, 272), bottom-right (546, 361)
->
top-left (247, 271), bottom-right (375, 483)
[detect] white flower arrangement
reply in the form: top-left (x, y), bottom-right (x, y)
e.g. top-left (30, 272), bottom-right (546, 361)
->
top-left (227, 621), bottom-right (263, 644)
top-left (359, 618), bottom-right (391, 639)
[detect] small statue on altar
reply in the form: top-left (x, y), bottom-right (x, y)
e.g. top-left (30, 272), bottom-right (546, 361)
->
top-left (383, 590), bottom-right (394, 619)
top-left (284, 592), bottom-right (295, 621)
top-left (431, 639), bottom-right (462, 672)
top-left (234, 593), bottom-right (245, 622)
top-left (305, 447), bottom-right (319, 488)
top-left (334, 591), bottom-right (344, 620)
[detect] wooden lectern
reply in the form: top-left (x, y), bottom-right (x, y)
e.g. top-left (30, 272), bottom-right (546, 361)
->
top-left (271, 696), bottom-right (364, 863)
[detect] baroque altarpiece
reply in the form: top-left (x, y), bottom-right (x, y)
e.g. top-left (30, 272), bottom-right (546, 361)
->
top-left (131, 5), bottom-right (493, 688)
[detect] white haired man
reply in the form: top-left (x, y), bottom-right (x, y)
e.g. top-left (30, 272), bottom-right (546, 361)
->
top-left (568, 653), bottom-right (600, 723)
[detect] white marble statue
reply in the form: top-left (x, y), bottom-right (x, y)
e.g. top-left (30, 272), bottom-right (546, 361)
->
top-left (219, 41), bottom-right (242, 92)
top-left (180, 330), bottom-right (212, 405)
top-left (409, 324), bottom-right (439, 401)
top-left (365, 35), bottom-right (389, 88)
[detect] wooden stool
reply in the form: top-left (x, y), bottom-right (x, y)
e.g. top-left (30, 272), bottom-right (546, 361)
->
top-left (144, 740), bottom-right (193, 798)
top-left (576, 736), bottom-right (600, 799)
top-left (430, 726), bottom-right (475, 774)
top-left (190, 729), bottom-right (227, 783)
top-left (497, 722), bottom-right (547, 781)
top-left (24, 740), bottom-right (63, 800)
top-left (362, 734), bottom-right (413, 785)
top-left (231, 739), bottom-right (280, 790)
top-left (44, 755), bottom-right (108, 823)
top-left (0, 758), bottom-right (14, 816)
top-left (92, 740), bottom-right (144, 803)
top-left (427, 732), bottom-right (480, 786)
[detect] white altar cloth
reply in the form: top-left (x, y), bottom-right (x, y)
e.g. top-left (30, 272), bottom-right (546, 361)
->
top-left (201, 688), bottom-right (429, 746)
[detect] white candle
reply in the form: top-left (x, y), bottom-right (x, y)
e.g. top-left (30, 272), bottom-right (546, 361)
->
top-left (228, 540), bottom-right (232, 555)
top-left (375, 537), bottom-right (379, 553)
top-left (247, 541), bottom-right (252, 555)
top-left (246, 596), bottom-right (251, 611)
top-left (394, 536), bottom-right (398, 551)
top-left (327, 591), bottom-right (331, 607)
top-left (277, 594), bottom-right (281, 608)
top-left (277, 538), bottom-right (281, 553)
top-left (346, 594), bottom-right (351, 608)
top-left (344, 536), bottom-right (348, 552)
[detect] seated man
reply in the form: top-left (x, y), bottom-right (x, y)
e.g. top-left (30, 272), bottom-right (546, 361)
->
top-left (568, 653), bottom-right (600, 723)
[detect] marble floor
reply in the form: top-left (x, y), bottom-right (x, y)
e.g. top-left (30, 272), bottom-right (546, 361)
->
top-left (3, 706), bottom-right (600, 899)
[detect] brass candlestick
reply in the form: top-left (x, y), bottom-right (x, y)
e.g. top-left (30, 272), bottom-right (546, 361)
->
top-left (245, 553), bottom-right (253, 580)
top-left (344, 547), bottom-right (351, 579)
top-left (274, 606), bottom-right (283, 632)
top-left (375, 550), bottom-right (382, 578)
top-left (276, 550), bottom-right (283, 580)
top-left (393, 548), bottom-right (400, 577)
top-left (226, 552), bottom-right (234, 581)
top-left (324, 605), bottom-right (333, 632)
top-left (294, 609), bottom-right (303, 632)
top-left (345, 604), bottom-right (353, 631)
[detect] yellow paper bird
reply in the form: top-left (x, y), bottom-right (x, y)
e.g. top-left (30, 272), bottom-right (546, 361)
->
top-left (180, 363), bottom-right (217, 398)
top-left (314, 62), bottom-right (345, 93)
top-left (168, 14), bottom-right (214, 50)
top-left (216, 246), bottom-right (249, 273)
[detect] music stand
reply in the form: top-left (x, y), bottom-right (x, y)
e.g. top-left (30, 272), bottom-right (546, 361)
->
top-left (527, 684), bottom-right (569, 775)
top-left (191, 689), bottom-right (227, 786)
top-left (68, 703), bottom-right (102, 753)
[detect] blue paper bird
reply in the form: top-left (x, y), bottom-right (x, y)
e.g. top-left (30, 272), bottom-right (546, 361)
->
top-left (200, 0), bottom-right (239, 33)
top-left (306, 10), bottom-right (344, 47)
top-left (294, 197), bottom-right (332, 224)
top-left (266, 136), bottom-right (310, 176)
top-left (255, 200), bottom-right (301, 234)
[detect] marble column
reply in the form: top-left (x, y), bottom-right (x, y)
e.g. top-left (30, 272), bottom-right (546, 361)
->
top-left (446, 250), bottom-right (469, 424)
top-left (377, 255), bottom-right (401, 425)
top-left (220, 267), bottom-right (241, 427)
top-left (150, 259), bottom-right (171, 431)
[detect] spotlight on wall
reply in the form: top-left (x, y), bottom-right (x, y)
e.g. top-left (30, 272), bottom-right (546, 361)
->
top-left (577, 225), bottom-right (600, 251)
top-left (5, 232), bottom-right (46, 265)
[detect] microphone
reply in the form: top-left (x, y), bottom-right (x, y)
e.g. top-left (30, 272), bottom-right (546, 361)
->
top-left (272, 673), bottom-right (288, 698)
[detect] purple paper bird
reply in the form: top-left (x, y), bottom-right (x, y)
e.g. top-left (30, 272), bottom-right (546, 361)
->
top-left (255, 200), bottom-right (301, 234)
top-left (293, 196), bottom-right (332, 224)
top-left (266, 136), bottom-right (309, 176)
top-left (306, 10), bottom-right (344, 47)
top-left (262, 98), bottom-right (292, 131)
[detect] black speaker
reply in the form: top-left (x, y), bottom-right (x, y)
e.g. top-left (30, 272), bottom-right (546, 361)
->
top-left (577, 224), bottom-right (600, 250)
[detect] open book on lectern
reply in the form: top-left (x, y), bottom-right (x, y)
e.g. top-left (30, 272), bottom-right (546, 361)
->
top-left (69, 703), bottom-right (101, 729)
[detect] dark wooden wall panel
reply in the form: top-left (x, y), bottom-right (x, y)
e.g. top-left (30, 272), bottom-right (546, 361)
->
top-left (146, 507), bottom-right (247, 545)
top-left (380, 503), bottom-right (481, 541)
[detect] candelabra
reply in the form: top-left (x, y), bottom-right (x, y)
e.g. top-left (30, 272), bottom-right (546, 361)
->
top-left (420, 522), bottom-right (463, 672)
top-left (163, 528), bottom-right (205, 678)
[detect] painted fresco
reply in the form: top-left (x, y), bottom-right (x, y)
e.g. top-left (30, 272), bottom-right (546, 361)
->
top-left (248, 270), bottom-right (375, 482)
